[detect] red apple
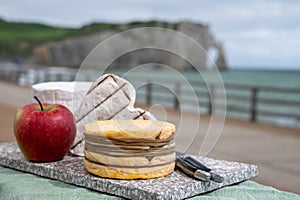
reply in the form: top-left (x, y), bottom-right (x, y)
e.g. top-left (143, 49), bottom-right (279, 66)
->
top-left (13, 96), bottom-right (76, 162)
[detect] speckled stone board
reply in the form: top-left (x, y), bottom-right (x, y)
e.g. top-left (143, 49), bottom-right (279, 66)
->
top-left (0, 142), bottom-right (258, 199)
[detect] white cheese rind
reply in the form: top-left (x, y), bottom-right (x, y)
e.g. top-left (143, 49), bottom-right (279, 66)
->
top-left (32, 81), bottom-right (92, 113)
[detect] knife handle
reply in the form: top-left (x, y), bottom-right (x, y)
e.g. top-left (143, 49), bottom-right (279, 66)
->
top-left (182, 155), bottom-right (211, 172)
top-left (176, 157), bottom-right (210, 182)
top-left (182, 155), bottom-right (225, 183)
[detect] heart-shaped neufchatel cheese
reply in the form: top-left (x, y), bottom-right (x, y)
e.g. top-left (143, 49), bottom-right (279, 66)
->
top-left (70, 74), bottom-right (155, 156)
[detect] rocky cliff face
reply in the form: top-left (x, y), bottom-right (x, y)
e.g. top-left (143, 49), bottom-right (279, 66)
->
top-left (35, 21), bottom-right (226, 70)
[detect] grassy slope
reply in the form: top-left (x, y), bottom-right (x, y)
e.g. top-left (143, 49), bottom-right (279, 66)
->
top-left (0, 19), bottom-right (167, 59)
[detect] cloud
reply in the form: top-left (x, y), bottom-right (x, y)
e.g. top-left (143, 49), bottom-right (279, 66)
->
top-left (223, 27), bottom-right (300, 67)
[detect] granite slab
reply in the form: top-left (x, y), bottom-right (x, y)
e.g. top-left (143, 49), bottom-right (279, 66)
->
top-left (0, 142), bottom-right (258, 200)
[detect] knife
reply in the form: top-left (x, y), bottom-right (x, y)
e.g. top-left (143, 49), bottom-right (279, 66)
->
top-left (176, 157), bottom-right (211, 181)
top-left (175, 152), bottom-right (224, 183)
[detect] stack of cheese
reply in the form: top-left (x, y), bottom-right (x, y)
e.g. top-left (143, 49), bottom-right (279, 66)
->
top-left (84, 120), bottom-right (176, 179)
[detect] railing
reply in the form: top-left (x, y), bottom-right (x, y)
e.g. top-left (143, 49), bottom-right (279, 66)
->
top-left (127, 76), bottom-right (300, 128)
top-left (0, 63), bottom-right (77, 85)
top-left (0, 63), bottom-right (299, 128)
top-left (224, 84), bottom-right (300, 123)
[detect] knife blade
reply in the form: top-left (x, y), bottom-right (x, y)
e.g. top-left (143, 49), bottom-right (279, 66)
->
top-left (175, 151), bottom-right (224, 183)
top-left (176, 157), bottom-right (211, 181)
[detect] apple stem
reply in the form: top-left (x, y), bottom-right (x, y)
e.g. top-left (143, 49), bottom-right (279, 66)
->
top-left (34, 96), bottom-right (44, 111)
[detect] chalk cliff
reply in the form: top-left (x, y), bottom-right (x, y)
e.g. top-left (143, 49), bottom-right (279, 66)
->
top-left (35, 21), bottom-right (226, 70)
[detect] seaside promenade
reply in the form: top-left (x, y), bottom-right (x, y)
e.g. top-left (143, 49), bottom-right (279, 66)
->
top-left (0, 81), bottom-right (299, 194)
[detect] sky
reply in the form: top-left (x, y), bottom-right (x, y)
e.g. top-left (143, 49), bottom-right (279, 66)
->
top-left (1, 0), bottom-right (300, 69)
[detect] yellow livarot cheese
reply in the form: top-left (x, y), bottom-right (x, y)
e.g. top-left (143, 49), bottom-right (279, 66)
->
top-left (84, 120), bottom-right (175, 140)
top-left (84, 120), bottom-right (176, 179)
top-left (84, 159), bottom-right (175, 180)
